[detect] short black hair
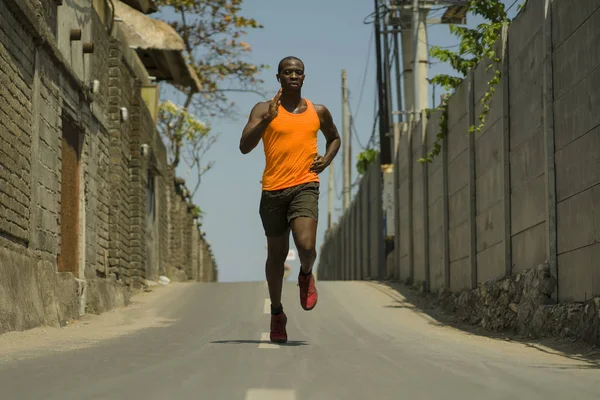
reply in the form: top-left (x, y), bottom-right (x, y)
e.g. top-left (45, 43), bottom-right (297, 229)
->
top-left (277, 56), bottom-right (304, 74)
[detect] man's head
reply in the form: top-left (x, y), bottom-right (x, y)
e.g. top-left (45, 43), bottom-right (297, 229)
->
top-left (276, 56), bottom-right (305, 92)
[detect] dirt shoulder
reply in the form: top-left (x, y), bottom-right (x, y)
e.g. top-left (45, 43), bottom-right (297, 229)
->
top-left (0, 282), bottom-right (193, 362)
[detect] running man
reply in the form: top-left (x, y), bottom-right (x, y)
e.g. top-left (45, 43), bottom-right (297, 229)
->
top-left (239, 56), bottom-right (341, 343)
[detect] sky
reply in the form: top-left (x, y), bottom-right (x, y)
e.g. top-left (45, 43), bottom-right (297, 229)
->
top-left (158, 1), bottom-right (522, 283)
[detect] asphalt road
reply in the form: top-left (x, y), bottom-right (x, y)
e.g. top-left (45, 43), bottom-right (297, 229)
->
top-left (1, 280), bottom-right (599, 400)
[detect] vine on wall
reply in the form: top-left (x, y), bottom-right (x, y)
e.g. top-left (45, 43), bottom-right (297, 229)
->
top-left (420, 0), bottom-right (527, 163)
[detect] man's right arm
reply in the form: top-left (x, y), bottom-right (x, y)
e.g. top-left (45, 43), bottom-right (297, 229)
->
top-left (239, 102), bottom-right (270, 154)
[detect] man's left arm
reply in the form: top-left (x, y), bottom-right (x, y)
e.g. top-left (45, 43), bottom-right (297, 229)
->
top-left (310, 104), bottom-right (341, 174)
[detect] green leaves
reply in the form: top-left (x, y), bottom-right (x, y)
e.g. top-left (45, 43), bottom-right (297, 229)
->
top-left (158, 101), bottom-right (211, 164)
top-left (154, 0), bottom-right (266, 197)
top-left (419, 102), bottom-right (448, 164)
top-left (190, 205), bottom-right (205, 220)
top-left (156, 0), bottom-right (266, 110)
top-left (356, 148), bottom-right (380, 175)
top-left (425, 0), bottom-right (519, 162)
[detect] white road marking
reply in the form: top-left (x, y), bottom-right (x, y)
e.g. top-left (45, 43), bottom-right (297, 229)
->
top-left (263, 298), bottom-right (270, 314)
top-left (245, 389), bottom-right (296, 400)
top-left (258, 332), bottom-right (279, 349)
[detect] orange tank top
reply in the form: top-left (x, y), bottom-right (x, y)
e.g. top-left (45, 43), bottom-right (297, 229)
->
top-left (261, 99), bottom-right (320, 191)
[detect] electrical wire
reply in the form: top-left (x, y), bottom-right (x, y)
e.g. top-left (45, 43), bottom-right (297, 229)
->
top-left (353, 28), bottom-right (374, 119)
top-left (506, 0), bottom-right (520, 13)
top-left (363, 4), bottom-right (390, 25)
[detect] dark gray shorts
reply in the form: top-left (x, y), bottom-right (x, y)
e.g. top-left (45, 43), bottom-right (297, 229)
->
top-left (259, 182), bottom-right (319, 237)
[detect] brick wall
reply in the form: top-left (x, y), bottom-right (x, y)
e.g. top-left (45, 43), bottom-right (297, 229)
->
top-left (0, 0), bottom-right (218, 334)
top-left (39, 0), bottom-right (58, 36)
top-left (156, 159), bottom-right (170, 278)
top-left (0, 0), bottom-right (35, 245)
top-left (82, 12), bottom-right (111, 279)
top-left (128, 77), bottom-right (146, 288)
top-left (107, 36), bottom-right (133, 283)
top-left (169, 177), bottom-right (185, 271)
top-left (190, 221), bottom-right (199, 281)
top-left (34, 50), bottom-right (61, 259)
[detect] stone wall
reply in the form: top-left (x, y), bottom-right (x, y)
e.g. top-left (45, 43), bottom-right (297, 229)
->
top-left (0, 0), bottom-right (218, 335)
top-left (436, 264), bottom-right (600, 345)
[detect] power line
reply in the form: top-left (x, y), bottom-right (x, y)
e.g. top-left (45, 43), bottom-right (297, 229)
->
top-left (506, 0), bottom-right (520, 13)
top-left (347, 100), bottom-right (367, 149)
top-left (353, 28), bottom-right (374, 118)
top-left (427, 41), bottom-right (459, 49)
top-left (363, 4), bottom-right (389, 25)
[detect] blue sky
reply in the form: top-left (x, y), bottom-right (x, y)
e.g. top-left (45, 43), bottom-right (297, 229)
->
top-left (159, 1), bottom-right (521, 282)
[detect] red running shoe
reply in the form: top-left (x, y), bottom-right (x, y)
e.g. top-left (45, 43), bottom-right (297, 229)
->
top-left (270, 312), bottom-right (288, 343)
top-left (298, 272), bottom-right (318, 311)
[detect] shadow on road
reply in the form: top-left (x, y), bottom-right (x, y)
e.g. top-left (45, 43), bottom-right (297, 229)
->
top-left (372, 280), bottom-right (600, 369)
top-left (211, 340), bottom-right (309, 347)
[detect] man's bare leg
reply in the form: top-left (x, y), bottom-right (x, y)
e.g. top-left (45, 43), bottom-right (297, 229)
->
top-left (266, 230), bottom-right (289, 310)
top-left (291, 217), bottom-right (318, 310)
top-left (291, 217), bottom-right (317, 274)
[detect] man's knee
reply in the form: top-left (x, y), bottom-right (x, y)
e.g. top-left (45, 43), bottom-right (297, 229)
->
top-left (295, 236), bottom-right (316, 260)
top-left (267, 252), bottom-right (287, 266)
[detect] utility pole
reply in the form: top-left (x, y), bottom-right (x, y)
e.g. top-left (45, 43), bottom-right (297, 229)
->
top-left (392, 1), bottom-right (467, 118)
top-left (342, 69), bottom-right (350, 211)
top-left (393, 23), bottom-right (403, 125)
top-left (396, 0), bottom-right (430, 123)
top-left (328, 160), bottom-right (334, 230)
top-left (373, 0), bottom-right (392, 165)
top-left (412, 0), bottom-right (421, 120)
top-left (382, 21), bottom-right (394, 134)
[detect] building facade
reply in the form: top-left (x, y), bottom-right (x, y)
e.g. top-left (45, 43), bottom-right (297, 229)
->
top-left (0, 0), bottom-right (217, 334)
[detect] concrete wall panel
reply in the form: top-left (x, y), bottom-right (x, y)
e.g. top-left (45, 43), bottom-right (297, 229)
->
top-left (557, 184), bottom-right (600, 254)
top-left (511, 174), bottom-right (546, 235)
top-left (450, 257), bottom-right (471, 291)
top-left (428, 157), bottom-right (443, 203)
top-left (448, 116), bottom-right (470, 163)
top-left (449, 221), bottom-right (469, 262)
top-left (509, 28), bottom-right (544, 151)
top-left (552, 0), bottom-right (600, 50)
top-left (476, 162), bottom-right (503, 215)
top-left (429, 228), bottom-right (445, 291)
top-left (558, 242), bottom-right (600, 302)
top-left (510, 131), bottom-right (545, 191)
top-left (512, 222), bottom-right (546, 274)
top-left (477, 242), bottom-right (505, 284)
top-left (554, 66), bottom-right (600, 151)
top-left (508, 0), bottom-right (544, 65)
top-left (448, 186), bottom-right (469, 229)
top-left (428, 197), bottom-right (443, 234)
top-left (476, 200), bottom-right (504, 253)
top-left (447, 150), bottom-right (469, 196)
top-left (555, 126), bottom-right (600, 201)
top-left (552, 6), bottom-right (600, 99)
top-left (475, 119), bottom-right (502, 178)
top-left (447, 79), bottom-right (469, 130)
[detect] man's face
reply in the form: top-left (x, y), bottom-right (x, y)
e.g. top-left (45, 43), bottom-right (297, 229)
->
top-left (277, 59), bottom-right (305, 92)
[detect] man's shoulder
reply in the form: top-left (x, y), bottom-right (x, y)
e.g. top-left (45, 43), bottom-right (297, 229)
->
top-left (253, 101), bottom-right (270, 109)
top-left (249, 101), bottom-right (270, 116)
top-left (308, 100), bottom-right (325, 111)
top-left (310, 102), bottom-right (330, 117)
